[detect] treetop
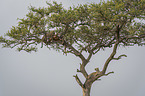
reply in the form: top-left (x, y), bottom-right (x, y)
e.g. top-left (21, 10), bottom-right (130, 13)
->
top-left (0, 0), bottom-right (145, 54)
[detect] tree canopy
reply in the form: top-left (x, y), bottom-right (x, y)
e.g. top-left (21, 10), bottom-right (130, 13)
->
top-left (0, 0), bottom-right (145, 53)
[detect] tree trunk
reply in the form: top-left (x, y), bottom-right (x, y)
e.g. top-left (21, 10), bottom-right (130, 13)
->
top-left (82, 87), bottom-right (91, 96)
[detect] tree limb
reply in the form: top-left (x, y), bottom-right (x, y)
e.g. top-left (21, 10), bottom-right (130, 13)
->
top-left (101, 21), bottom-right (127, 74)
top-left (113, 54), bottom-right (127, 60)
top-left (103, 71), bottom-right (114, 76)
top-left (64, 41), bottom-right (89, 78)
top-left (73, 74), bottom-right (84, 88)
top-left (101, 42), bottom-right (119, 74)
top-left (80, 63), bottom-right (89, 79)
top-left (64, 41), bottom-right (86, 61)
top-left (86, 52), bottom-right (93, 62)
top-left (93, 48), bottom-right (100, 54)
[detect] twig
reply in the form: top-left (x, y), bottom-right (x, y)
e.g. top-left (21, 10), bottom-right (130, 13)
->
top-left (113, 54), bottom-right (127, 60)
top-left (103, 71), bottom-right (114, 76)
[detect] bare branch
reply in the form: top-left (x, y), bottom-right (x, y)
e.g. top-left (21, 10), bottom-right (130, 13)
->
top-left (80, 63), bottom-right (89, 78)
top-left (101, 43), bottom-right (119, 74)
top-left (86, 52), bottom-right (93, 62)
top-left (101, 21), bottom-right (127, 74)
top-left (73, 74), bottom-right (84, 88)
top-left (93, 48), bottom-right (100, 54)
top-left (113, 54), bottom-right (127, 60)
top-left (64, 41), bottom-right (86, 61)
top-left (77, 69), bottom-right (81, 72)
top-left (64, 41), bottom-right (89, 78)
top-left (103, 71), bottom-right (114, 76)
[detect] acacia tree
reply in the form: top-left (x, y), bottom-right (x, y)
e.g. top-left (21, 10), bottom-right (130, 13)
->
top-left (0, 0), bottom-right (145, 96)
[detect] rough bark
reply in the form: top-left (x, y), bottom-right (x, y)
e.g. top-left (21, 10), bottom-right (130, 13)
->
top-left (82, 87), bottom-right (91, 96)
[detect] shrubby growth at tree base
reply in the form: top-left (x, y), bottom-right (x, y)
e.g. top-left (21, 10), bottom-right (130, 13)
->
top-left (0, 0), bottom-right (145, 96)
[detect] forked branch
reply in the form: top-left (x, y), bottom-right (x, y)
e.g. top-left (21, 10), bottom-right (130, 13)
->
top-left (73, 74), bottom-right (84, 88)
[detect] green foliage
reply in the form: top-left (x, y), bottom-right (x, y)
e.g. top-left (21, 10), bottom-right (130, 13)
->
top-left (0, 0), bottom-right (145, 53)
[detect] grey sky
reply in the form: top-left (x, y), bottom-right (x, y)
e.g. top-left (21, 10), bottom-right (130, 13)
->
top-left (0, 0), bottom-right (145, 96)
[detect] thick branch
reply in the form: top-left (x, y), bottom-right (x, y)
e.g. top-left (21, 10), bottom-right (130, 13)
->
top-left (101, 42), bottom-right (118, 74)
top-left (64, 42), bottom-right (89, 78)
top-left (80, 63), bottom-right (89, 78)
top-left (101, 21), bottom-right (127, 74)
top-left (86, 52), bottom-right (93, 62)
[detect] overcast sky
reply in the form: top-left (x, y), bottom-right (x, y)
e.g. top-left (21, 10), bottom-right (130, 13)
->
top-left (0, 0), bottom-right (145, 96)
